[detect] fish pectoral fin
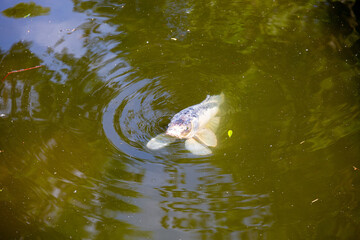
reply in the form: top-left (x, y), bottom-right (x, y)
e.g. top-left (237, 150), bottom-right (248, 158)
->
top-left (195, 128), bottom-right (217, 147)
top-left (146, 133), bottom-right (176, 150)
top-left (205, 116), bottom-right (220, 132)
top-left (185, 138), bottom-right (212, 155)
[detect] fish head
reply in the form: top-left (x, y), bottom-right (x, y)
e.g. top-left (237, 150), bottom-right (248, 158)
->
top-left (166, 119), bottom-right (194, 139)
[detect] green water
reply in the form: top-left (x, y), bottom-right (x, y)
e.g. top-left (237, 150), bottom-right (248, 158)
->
top-left (1, 0), bottom-right (360, 239)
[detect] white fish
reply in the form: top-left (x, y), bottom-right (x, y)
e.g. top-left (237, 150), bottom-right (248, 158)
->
top-left (147, 93), bottom-right (224, 155)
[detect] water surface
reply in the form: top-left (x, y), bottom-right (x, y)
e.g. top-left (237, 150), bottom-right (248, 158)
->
top-left (1, 0), bottom-right (360, 239)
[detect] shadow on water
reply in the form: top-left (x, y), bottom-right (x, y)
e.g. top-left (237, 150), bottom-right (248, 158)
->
top-left (0, 0), bottom-right (360, 239)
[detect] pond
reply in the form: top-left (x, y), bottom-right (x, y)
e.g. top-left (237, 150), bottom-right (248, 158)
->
top-left (1, 0), bottom-right (360, 239)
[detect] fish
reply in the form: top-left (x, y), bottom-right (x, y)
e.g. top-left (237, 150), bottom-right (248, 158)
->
top-left (146, 93), bottom-right (224, 155)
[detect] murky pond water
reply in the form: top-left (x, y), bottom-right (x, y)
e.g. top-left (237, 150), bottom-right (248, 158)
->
top-left (1, 0), bottom-right (360, 239)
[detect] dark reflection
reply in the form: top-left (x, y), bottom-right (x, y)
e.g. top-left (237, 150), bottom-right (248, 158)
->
top-left (325, 0), bottom-right (360, 64)
top-left (2, 2), bottom-right (50, 18)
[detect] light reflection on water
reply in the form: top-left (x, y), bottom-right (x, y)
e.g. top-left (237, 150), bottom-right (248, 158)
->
top-left (113, 161), bottom-right (272, 239)
top-left (0, 0), bottom-right (360, 239)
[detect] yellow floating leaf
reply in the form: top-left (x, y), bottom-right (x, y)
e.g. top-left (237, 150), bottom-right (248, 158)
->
top-left (228, 130), bottom-right (233, 138)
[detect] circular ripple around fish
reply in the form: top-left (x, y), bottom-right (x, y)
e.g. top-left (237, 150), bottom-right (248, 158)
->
top-left (102, 78), bottom-right (200, 162)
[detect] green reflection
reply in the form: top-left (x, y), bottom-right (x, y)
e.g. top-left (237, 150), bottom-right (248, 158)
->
top-left (0, 40), bottom-right (148, 239)
top-left (2, 2), bottom-right (50, 18)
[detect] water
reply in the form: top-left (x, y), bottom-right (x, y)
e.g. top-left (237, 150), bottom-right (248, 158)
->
top-left (1, 0), bottom-right (360, 239)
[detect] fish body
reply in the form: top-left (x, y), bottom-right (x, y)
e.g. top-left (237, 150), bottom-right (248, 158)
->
top-left (147, 93), bottom-right (224, 155)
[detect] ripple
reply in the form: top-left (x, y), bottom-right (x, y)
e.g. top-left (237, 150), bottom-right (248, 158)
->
top-left (102, 77), bottom-right (204, 162)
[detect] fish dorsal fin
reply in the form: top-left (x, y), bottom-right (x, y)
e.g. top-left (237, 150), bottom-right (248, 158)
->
top-left (195, 128), bottom-right (217, 147)
top-left (205, 116), bottom-right (220, 132)
top-left (146, 133), bottom-right (176, 150)
top-left (185, 138), bottom-right (212, 155)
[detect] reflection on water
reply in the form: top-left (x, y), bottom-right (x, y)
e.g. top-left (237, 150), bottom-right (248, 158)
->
top-left (139, 162), bottom-right (272, 239)
top-left (1, 0), bottom-right (360, 239)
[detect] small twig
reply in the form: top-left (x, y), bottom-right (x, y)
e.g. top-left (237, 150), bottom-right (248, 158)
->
top-left (311, 198), bottom-right (319, 204)
top-left (2, 65), bottom-right (44, 82)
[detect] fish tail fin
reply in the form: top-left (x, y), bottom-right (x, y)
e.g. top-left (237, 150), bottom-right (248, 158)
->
top-left (207, 92), bottom-right (225, 104)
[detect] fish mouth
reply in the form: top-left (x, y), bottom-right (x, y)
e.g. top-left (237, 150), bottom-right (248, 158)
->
top-left (165, 130), bottom-right (187, 139)
top-left (165, 129), bottom-right (175, 136)
top-left (165, 131), bottom-right (180, 138)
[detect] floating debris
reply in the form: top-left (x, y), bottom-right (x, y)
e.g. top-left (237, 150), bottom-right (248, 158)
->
top-left (171, 37), bottom-right (177, 41)
top-left (311, 198), bottom-right (319, 204)
top-left (60, 28), bottom-right (76, 34)
top-left (2, 65), bottom-right (44, 82)
top-left (228, 130), bottom-right (233, 138)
